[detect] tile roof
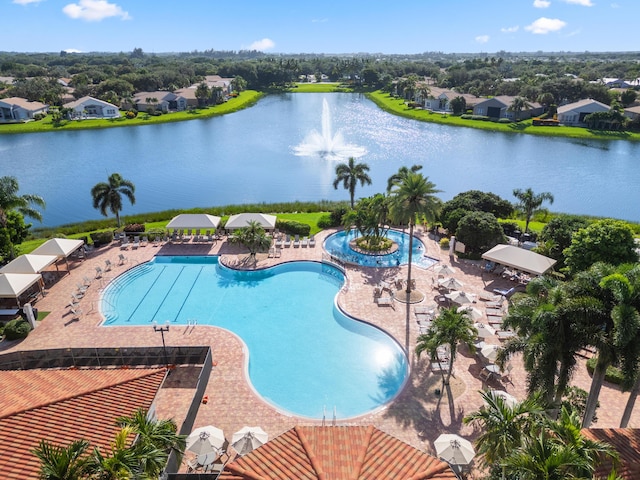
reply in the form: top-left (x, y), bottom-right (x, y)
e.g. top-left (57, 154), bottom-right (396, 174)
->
top-left (582, 428), bottom-right (640, 480)
top-left (221, 425), bottom-right (457, 480)
top-left (0, 96), bottom-right (48, 110)
top-left (0, 368), bottom-right (166, 479)
top-left (63, 95), bottom-right (118, 109)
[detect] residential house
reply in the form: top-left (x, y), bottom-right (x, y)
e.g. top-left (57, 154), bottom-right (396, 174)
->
top-left (599, 77), bottom-right (632, 88)
top-left (130, 91), bottom-right (188, 112)
top-left (473, 95), bottom-right (543, 120)
top-left (63, 96), bottom-right (120, 119)
top-left (556, 98), bottom-right (610, 126)
top-left (624, 104), bottom-right (640, 121)
top-left (0, 97), bottom-right (48, 122)
top-left (202, 75), bottom-right (234, 95)
top-left (173, 87), bottom-right (199, 108)
top-left (417, 85), bottom-right (480, 112)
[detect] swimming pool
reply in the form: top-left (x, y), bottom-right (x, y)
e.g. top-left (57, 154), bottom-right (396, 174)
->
top-left (324, 229), bottom-right (437, 268)
top-left (101, 257), bottom-right (408, 419)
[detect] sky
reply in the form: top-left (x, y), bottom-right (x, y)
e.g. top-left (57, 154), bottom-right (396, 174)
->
top-left (2, 0), bottom-right (638, 54)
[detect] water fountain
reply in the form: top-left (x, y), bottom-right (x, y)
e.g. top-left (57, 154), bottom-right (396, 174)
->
top-left (293, 98), bottom-right (366, 160)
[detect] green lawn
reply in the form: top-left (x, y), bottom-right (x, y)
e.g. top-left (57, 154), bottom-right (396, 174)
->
top-left (0, 91), bottom-right (263, 135)
top-left (288, 83), bottom-right (353, 93)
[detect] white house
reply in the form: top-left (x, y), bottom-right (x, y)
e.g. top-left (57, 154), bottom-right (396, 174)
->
top-left (63, 96), bottom-right (120, 119)
top-left (417, 85), bottom-right (479, 113)
top-left (0, 97), bottom-right (48, 123)
top-left (556, 99), bottom-right (610, 126)
top-left (130, 91), bottom-right (188, 112)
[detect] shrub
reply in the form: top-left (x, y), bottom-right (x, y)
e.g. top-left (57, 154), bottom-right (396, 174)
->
top-left (33, 112), bottom-right (47, 121)
top-left (498, 118), bottom-right (512, 124)
top-left (586, 357), bottom-right (625, 385)
top-left (123, 223), bottom-right (146, 233)
top-left (126, 110), bottom-right (137, 119)
top-left (439, 238), bottom-right (450, 249)
top-left (90, 230), bottom-right (113, 247)
top-left (276, 219), bottom-right (310, 236)
top-left (499, 221), bottom-right (520, 237)
top-left (317, 214), bottom-right (333, 229)
top-left (329, 207), bottom-right (349, 226)
top-left (4, 318), bottom-right (30, 340)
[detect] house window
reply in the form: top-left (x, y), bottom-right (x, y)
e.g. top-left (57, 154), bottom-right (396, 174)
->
top-left (106, 109), bottom-right (115, 115)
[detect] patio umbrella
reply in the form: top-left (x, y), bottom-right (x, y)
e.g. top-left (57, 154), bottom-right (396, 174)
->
top-left (458, 306), bottom-right (482, 321)
top-left (186, 426), bottom-right (225, 456)
top-left (438, 277), bottom-right (464, 291)
top-left (474, 322), bottom-right (496, 339)
top-left (487, 390), bottom-right (518, 408)
top-left (480, 344), bottom-right (500, 363)
top-left (231, 426), bottom-right (268, 456)
top-left (433, 264), bottom-right (456, 276)
top-left (434, 434), bottom-right (475, 465)
top-left (445, 290), bottom-right (475, 305)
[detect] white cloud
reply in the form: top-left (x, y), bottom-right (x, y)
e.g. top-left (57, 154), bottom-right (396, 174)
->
top-left (533, 0), bottom-right (551, 7)
top-left (246, 38), bottom-right (275, 51)
top-left (62, 0), bottom-right (130, 21)
top-left (525, 17), bottom-right (567, 34)
top-left (475, 35), bottom-right (490, 44)
top-left (13, 0), bottom-right (44, 4)
top-left (501, 26), bottom-right (519, 33)
top-left (563, 0), bottom-right (594, 5)
top-left (63, 48), bottom-right (83, 53)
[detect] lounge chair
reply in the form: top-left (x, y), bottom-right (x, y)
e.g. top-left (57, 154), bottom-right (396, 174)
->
top-left (377, 295), bottom-right (394, 307)
top-left (268, 247), bottom-right (275, 258)
top-left (480, 293), bottom-right (503, 302)
top-left (141, 236), bottom-right (148, 246)
top-left (95, 266), bottom-right (103, 279)
top-left (132, 237), bottom-right (140, 249)
top-left (69, 306), bottom-right (83, 320)
top-left (301, 236), bottom-right (309, 247)
top-left (373, 287), bottom-right (382, 298)
top-left (293, 235), bottom-right (300, 247)
top-left (486, 307), bottom-right (504, 316)
top-left (309, 235), bottom-right (316, 247)
top-left (70, 294), bottom-right (82, 306)
top-left (76, 283), bottom-right (88, 294)
top-left (120, 237), bottom-right (129, 250)
top-left (275, 247), bottom-right (282, 258)
top-left (497, 330), bottom-right (516, 340)
top-left (105, 259), bottom-right (113, 271)
top-left (493, 286), bottom-right (517, 298)
top-left (82, 276), bottom-right (93, 287)
top-left (118, 253), bottom-right (128, 265)
top-left (479, 368), bottom-right (494, 382)
top-left (274, 236), bottom-right (283, 248)
top-left (283, 236), bottom-right (291, 247)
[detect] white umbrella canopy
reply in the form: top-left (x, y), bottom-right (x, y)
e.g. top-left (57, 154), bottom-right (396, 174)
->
top-left (434, 434), bottom-right (475, 465)
top-left (186, 426), bottom-right (225, 456)
top-left (487, 390), bottom-right (518, 408)
top-left (480, 344), bottom-right (500, 363)
top-left (438, 277), bottom-right (464, 291)
top-left (474, 322), bottom-right (496, 339)
top-left (445, 290), bottom-right (475, 305)
top-left (433, 264), bottom-right (456, 276)
top-left (166, 214), bottom-right (221, 230)
top-left (31, 238), bottom-right (84, 258)
top-left (0, 254), bottom-right (58, 274)
top-left (458, 306), bottom-right (483, 321)
top-left (231, 426), bottom-right (268, 456)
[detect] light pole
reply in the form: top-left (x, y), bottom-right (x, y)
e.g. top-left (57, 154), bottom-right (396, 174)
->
top-left (153, 320), bottom-right (170, 370)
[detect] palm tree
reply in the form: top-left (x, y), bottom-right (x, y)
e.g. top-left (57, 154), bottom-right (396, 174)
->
top-left (91, 173), bottom-right (136, 227)
top-left (507, 97), bottom-right (533, 121)
top-left (386, 164), bottom-right (422, 193)
top-left (415, 306), bottom-right (477, 386)
top-left (33, 439), bottom-right (90, 480)
top-left (230, 220), bottom-right (272, 259)
top-left (389, 173), bottom-right (441, 296)
top-left (332, 157), bottom-right (372, 208)
top-left (85, 427), bottom-right (138, 480)
top-left (512, 187), bottom-right (554, 234)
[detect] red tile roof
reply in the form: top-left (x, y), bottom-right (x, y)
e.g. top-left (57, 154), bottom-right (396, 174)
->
top-left (0, 368), bottom-right (166, 479)
top-left (222, 425), bottom-right (457, 480)
top-left (582, 428), bottom-right (640, 480)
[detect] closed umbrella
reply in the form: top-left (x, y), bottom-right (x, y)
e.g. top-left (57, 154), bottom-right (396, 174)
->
top-left (433, 264), bottom-right (456, 276)
top-left (231, 426), bottom-right (268, 456)
top-left (487, 390), bottom-right (518, 408)
top-left (439, 277), bottom-right (464, 291)
top-left (458, 306), bottom-right (482, 321)
top-left (434, 434), bottom-right (475, 465)
top-left (474, 322), bottom-right (496, 339)
top-left (445, 291), bottom-right (475, 305)
top-left (480, 344), bottom-right (500, 363)
top-left (186, 426), bottom-right (225, 455)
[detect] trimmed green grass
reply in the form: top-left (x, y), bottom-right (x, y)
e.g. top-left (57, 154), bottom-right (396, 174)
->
top-left (366, 91), bottom-right (640, 142)
top-left (288, 83), bottom-right (353, 93)
top-left (276, 212), bottom-right (326, 235)
top-left (0, 91), bottom-right (263, 135)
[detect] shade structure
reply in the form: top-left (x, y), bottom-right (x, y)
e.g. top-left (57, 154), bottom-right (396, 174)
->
top-left (31, 238), bottom-right (84, 258)
top-left (474, 322), bottom-right (496, 339)
top-left (231, 426), bottom-right (268, 456)
top-left (0, 273), bottom-right (41, 301)
top-left (0, 254), bottom-right (57, 274)
top-left (166, 214), bottom-right (221, 230)
top-left (433, 264), bottom-right (456, 276)
top-left (482, 244), bottom-right (557, 276)
top-left (487, 390), bottom-right (518, 408)
top-left (186, 426), bottom-right (225, 456)
top-left (445, 291), bottom-right (475, 305)
top-left (439, 277), bottom-right (464, 291)
top-left (225, 213), bottom-right (277, 231)
top-left (458, 306), bottom-right (483, 321)
top-left (434, 434), bottom-right (475, 465)
top-left (480, 344), bottom-right (500, 363)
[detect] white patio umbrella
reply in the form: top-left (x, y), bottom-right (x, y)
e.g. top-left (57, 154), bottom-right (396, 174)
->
top-left (487, 390), bottom-right (518, 408)
top-left (434, 434), bottom-right (475, 465)
top-left (438, 277), bottom-right (464, 291)
top-left (231, 426), bottom-right (268, 456)
top-left (186, 426), bottom-right (225, 455)
top-left (480, 344), bottom-right (500, 363)
top-left (474, 322), bottom-right (496, 339)
top-left (433, 264), bottom-right (456, 276)
top-left (458, 306), bottom-right (483, 321)
top-left (445, 290), bottom-right (475, 305)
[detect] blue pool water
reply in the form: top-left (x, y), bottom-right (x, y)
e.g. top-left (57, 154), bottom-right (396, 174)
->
top-left (324, 229), bottom-right (437, 268)
top-left (101, 257), bottom-right (408, 419)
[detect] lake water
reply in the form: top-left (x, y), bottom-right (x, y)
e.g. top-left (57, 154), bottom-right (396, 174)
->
top-left (2, 93), bottom-right (639, 226)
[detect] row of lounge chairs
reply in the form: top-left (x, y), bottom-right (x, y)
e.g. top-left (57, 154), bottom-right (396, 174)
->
top-left (274, 235), bottom-right (315, 248)
top-left (169, 229), bottom-right (221, 244)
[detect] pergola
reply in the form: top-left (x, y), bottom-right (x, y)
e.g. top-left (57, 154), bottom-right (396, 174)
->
top-left (482, 244), bottom-right (556, 276)
top-left (0, 254), bottom-right (59, 274)
top-left (166, 214), bottom-right (222, 231)
top-left (0, 273), bottom-right (43, 307)
top-left (225, 213), bottom-right (277, 231)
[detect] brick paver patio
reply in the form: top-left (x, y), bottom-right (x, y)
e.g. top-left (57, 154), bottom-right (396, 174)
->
top-left (3, 229), bottom-right (638, 477)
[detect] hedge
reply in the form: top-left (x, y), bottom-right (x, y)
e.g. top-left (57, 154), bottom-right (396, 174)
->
top-left (276, 219), bottom-right (311, 236)
top-left (4, 318), bottom-right (31, 340)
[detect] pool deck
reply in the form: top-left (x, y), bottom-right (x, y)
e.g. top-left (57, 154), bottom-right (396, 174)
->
top-left (3, 229), bottom-right (638, 476)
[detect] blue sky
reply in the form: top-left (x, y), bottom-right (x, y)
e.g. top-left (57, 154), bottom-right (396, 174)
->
top-left (3, 0), bottom-right (637, 54)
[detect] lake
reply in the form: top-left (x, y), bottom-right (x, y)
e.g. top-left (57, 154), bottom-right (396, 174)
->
top-left (1, 93), bottom-right (639, 227)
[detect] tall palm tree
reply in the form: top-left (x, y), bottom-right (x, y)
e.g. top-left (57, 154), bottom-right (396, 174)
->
top-left (386, 164), bottom-right (422, 193)
top-left (33, 439), bottom-right (90, 480)
top-left (507, 97), bottom-right (533, 121)
top-left (415, 306), bottom-right (477, 386)
top-left (332, 157), bottom-right (372, 208)
top-left (389, 172), bottom-right (441, 296)
top-left (91, 173), bottom-right (136, 227)
top-left (512, 187), bottom-right (554, 234)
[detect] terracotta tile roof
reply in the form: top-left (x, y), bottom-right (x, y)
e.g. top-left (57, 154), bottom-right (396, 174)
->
top-left (221, 425), bottom-right (456, 480)
top-left (0, 368), bottom-right (166, 480)
top-left (582, 428), bottom-right (640, 480)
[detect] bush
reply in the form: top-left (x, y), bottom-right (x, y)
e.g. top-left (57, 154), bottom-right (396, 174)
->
top-left (499, 221), bottom-right (520, 237)
top-left (3, 318), bottom-right (30, 340)
top-left (586, 357), bottom-right (626, 385)
top-left (439, 238), bottom-right (450, 249)
top-left (276, 219), bottom-right (310, 236)
top-left (123, 223), bottom-right (146, 233)
top-left (498, 118), bottom-right (512, 124)
top-left (33, 112), bottom-right (47, 121)
top-left (90, 230), bottom-right (113, 247)
top-left (126, 110), bottom-right (137, 119)
top-left (317, 214), bottom-right (333, 229)
top-left (329, 207), bottom-right (348, 226)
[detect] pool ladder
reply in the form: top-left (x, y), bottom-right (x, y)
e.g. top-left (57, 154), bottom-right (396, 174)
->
top-left (322, 405), bottom-right (337, 426)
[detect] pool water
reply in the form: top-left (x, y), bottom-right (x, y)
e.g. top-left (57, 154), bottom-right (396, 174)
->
top-left (101, 257), bottom-right (408, 419)
top-left (324, 229), bottom-right (437, 268)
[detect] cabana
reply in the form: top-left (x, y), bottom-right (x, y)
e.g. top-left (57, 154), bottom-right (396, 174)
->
top-left (31, 238), bottom-right (84, 270)
top-left (225, 213), bottom-right (277, 231)
top-left (0, 273), bottom-right (43, 307)
top-left (0, 254), bottom-right (59, 274)
top-left (166, 214), bottom-right (221, 231)
top-left (482, 244), bottom-right (556, 276)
